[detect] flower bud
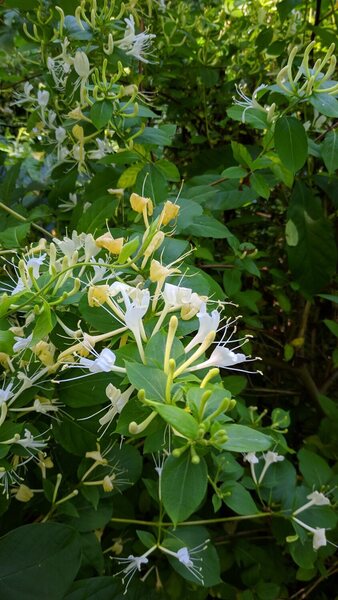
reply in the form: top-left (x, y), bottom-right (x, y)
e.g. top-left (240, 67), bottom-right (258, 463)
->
top-left (88, 285), bottom-right (110, 307)
top-left (74, 50), bottom-right (90, 78)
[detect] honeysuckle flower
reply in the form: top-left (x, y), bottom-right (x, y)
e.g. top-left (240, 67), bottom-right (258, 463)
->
top-left (293, 490), bottom-right (331, 515)
top-left (14, 484), bottom-right (34, 502)
top-left (130, 192), bottom-right (153, 216)
top-left (95, 232), bottom-right (124, 255)
top-left (97, 384), bottom-right (134, 436)
top-left (160, 200), bottom-right (180, 226)
top-left (159, 540), bottom-right (209, 584)
top-left (13, 333), bottom-right (33, 352)
top-left (188, 345), bottom-right (249, 372)
top-left (243, 451), bottom-right (259, 483)
top-left (37, 90), bottom-right (49, 108)
top-left (185, 304), bottom-right (221, 353)
top-left (79, 348), bottom-right (121, 373)
top-left (121, 288), bottom-right (150, 361)
top-left (116, 14), bottom-right (156, 64)
top-left (292, 517), bottom-right (327, 551)
top-left (233, 83), bottom-right (270, 123)
top-left (59, 193), bottom-right (78, 212)
top-left (87, 138), bottom-right (117, 160)
top-left (258, 451), bottom-right (285, 484)
top-left (114, 545), bottom-right (157, 594)
top-left (53, 231), bottom-right (99, 261)
top-left (13, 429), bottom-right (48, 450)
top-left (0, 382), bottom-right (14, 405)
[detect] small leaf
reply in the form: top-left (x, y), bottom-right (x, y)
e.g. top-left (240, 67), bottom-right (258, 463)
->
top-left (90, 100), bottom-right (113, 129)
top-left (274, 116), bottom-right (308, 173)
top-left (309, 93), bottom-right (338, 118)
top-left (117, 237), bottom-right (139, 263)
top-left (298, 449), bottom-right (332, 488)
top-left (161, 454), bottom-right (207, 524)
top-left (221, 481), bottom-right (259, 515)
top-left (125, 362), bottom-right (167, 402)
top-left (31, 302), bottom-right (54, 345)
top-left (231, 141), bottom-right (253, 168)
top-left (323, 319), bottom-right (338, 337)
top-left (221, 166), bottom-right (247, 179)
top-left (117, 163), bottom-right (144, 188)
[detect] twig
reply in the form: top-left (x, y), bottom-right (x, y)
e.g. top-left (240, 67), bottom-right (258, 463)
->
top-left (0, 201), bottom-right (53, 238)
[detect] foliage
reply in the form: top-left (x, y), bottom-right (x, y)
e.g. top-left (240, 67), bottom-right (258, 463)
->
top-left (0, 0), bottom-right (337, 598)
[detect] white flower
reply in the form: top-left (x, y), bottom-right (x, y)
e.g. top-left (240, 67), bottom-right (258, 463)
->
top-left (188, 345), bottom-right (248, 372)
top-left (313, 528), bottom-right (327, 550)
top-left (59, 193), bottom-right (78, 213)
top-left (79, 348), bottom-right (118, 373)
top-left (114, 546), bottom-right (156, 594)
top-left (0, 383), bottom-right (14, 405)
top-left (159, 540), bottom-right (209, 584)
top-left (116, 14), bottom-right (156, 63)
top-left (243, 452), bottom-right (259, 464)
top-left (121, 288), bottom-right (150, 362)
top-left (293, 490), bottom-right (331, 515)
top-left (15, 429), bottom-right (47, 450)
top-left (258, 451), bottom-right (284, 484)
top-left (292, 517), bottom-right (328, 551)
top-left (98, 385), bottom-right (134, 429)
top-left (55, 127), bottom-right (67, 143)
top-left (53, 231), bottom-right (99, 261)
top-left (26, 254), bottom-right (46, 279)
top-left (185, 303), bottom-right (221, 353)
top-left (87, 138), bottom-right (116, 160)
top-left (233, 83), bottom-right (269, 122)
top-left (37, 90), bottom-right (49, 108)
top-left (13, 334), bottom-right (33, 353)
top-left (163, 283), bottom-right (192, 308)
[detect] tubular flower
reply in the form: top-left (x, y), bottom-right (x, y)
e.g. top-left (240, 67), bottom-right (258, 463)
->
top-left (130, 192), bottom-right (153, 215)
top-left (185, 303), bottom-right (221, 353)
top-left (95, 233), bottom-right (124, 255)
top-left (160, 200), bottom-right (180, 226)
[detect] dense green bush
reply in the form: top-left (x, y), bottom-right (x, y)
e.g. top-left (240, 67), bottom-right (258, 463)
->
top-left (0, 1), bottom-right (337, 598)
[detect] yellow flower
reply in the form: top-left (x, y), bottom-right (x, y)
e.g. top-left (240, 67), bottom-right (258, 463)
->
top-left (130, 192), bottom-right (153, 215)
top-left (102, 474), bottom-right (115, 492)
top-left (33, 341), bottom-right (55, 367)
top-left (88, 284), bottom-right (110, 307)
top-left (95, 232), bottom-right (124, 255)
top-left (160, 201), bottom-right (180, 226)
top-left (14, 484), bottom-right (34, 502)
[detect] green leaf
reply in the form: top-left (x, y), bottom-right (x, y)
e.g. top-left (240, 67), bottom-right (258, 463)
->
top-left (155, 159), bottom-right (180, 182)
top-left (298, 449), bottom-right (333, 488)
top-left (321, 130), bottom-right (338, 174)
top-left (0, 523), bottom-right (81, 600)
top-left (274, 116), bottom-right (308, 173)
top-left (118, 237), bottom-right (139, 263)
top-left (136, 127), bottom-right (173, 146)
top-left (221, 481), bottom-right (259, 515)
top-left (250, 173), bottom-right (270, 200)
top-left (136, 164), bottom-right (168, 204)
top-left (125, 362), bottom-right (167, 402)
top-left (221, 425), bottom-right (272, 452)
top-left (90, 100), bottom-right (113, 129)
top-left (31, 302), bottom-right (54, 345)
top-left (221, 166), bottom-right (247, 179)
top-left (188, 216), bottom-right (233, 239)
top-left (151, 403), bottom-right (200, 439)
top-left (0, 223), bottom-right (30, 249)
top-left (161, 454), bottom-right (207, 524)
top-left (0, 330), bottom-right (14, 353)
top-left (77, 197), bottom-right (113, 233)
top-left (309, 93), bottom-right (338, 118)
top-left (117, 163), bottom-right (144, 188)
top-left (287, 182), bottom-right (337, 295)
top-left (285, 219), bottom-right (299, 246)
top-left (136, 530), bottom-right (156, 549)
top-left (64, 577), bottom-right (120, 600)
top-left (231, 141), bottom-right (253, 168)
top-left (324, 319), bottom-right (338, 337)
top-left (227, 106), bottom-right (268, 129)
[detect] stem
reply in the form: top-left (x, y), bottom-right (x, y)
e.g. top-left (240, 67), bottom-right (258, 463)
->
top-left (0, 202), bottom-right (53, 238)
top-left (110, 512), bottom-right (280, 528)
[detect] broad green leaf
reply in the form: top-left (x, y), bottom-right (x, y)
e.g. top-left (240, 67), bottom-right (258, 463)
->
top-left (125, 362), bottom-right (167, 402)
top-left (175, 198), bottom-right (203, 234)
top-left (64, 577), bottom-right (120, 600)
top-left (221, 424), bottom-right (272, 452)
top-left (221, 481), bottom-right (259, 515)
top-left (151, 403), bottom-right (200, 439)
top-left (274, 116), bottom-right (308, 173)
top-left (162, 454), bottom-right (207, 523)
top-left (298, 449), bottom-right (333, 488)
top-left (321, 130), bottom-right (338, 174)
top-left (136, 127), bottom-right (173, 146)
top-left (188, 216), bottom-right (233, 239)
top-left (117, 163), bottom-right (144, 188)
top-left (53, 415), bottom-right (97, 456)
top-left (309, 93), bottom-right (338, 118)
top-left (90, 100), bottom-right (113, 129)
top-left (0, 223), bottom-right (30, 249)
top-left (0, 523), bottom-right (81, 600)
top-left (227, 105), bottom-right (268, 129)
top-left (287, 183), bottom-right (337, 295)
top-left (77, 197), bottom-right (114, 233)
top-left (250, 172), bottom-right (270, 199)
top-left (135, 164), bottom-right (168, 204)
top-left (221, 166), bottom-right (247, 179)
top-left (155, 159), bottom-right (180, 181)
top-left (136, 530), bottom-right (156, 549)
